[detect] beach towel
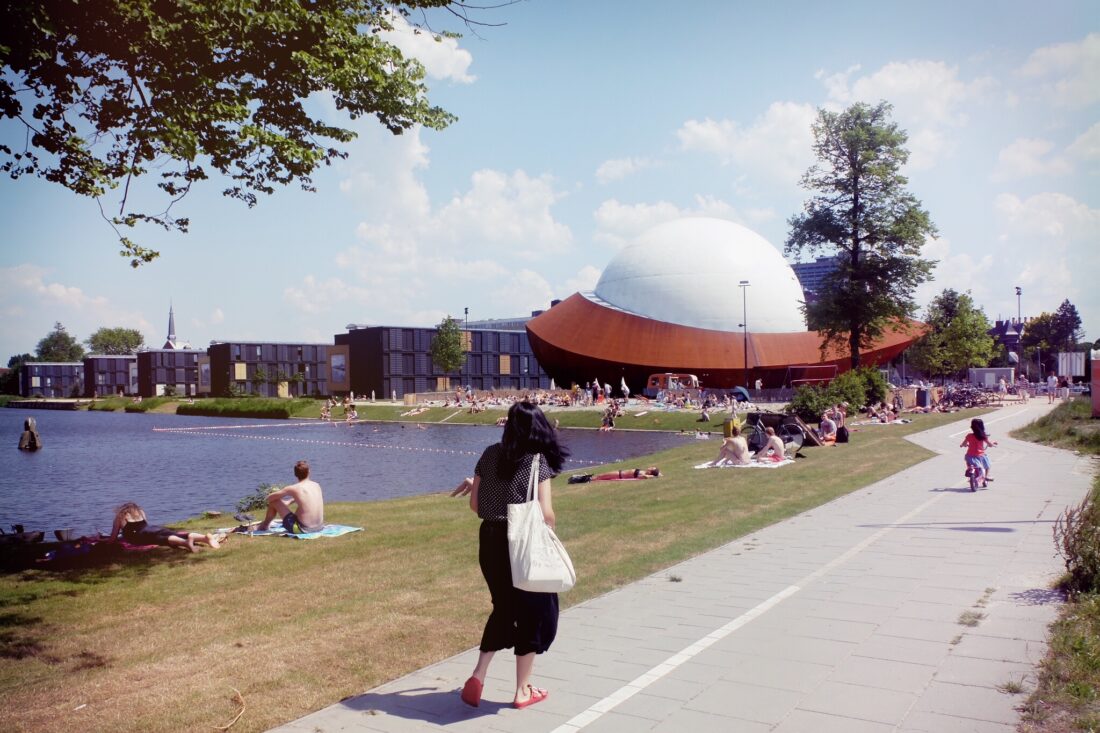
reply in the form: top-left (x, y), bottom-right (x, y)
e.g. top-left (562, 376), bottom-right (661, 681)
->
top-left (231, 524), bottom-right (363, 540)
top-left (694, 459), bottom-right (795, 470)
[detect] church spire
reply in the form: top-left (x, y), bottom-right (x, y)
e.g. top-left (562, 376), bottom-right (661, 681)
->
top-left (167, 302), bottom-right (176, 342)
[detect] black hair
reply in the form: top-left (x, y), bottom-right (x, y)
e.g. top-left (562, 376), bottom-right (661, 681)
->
top-left (970, 418), bottom-right (987, 442)
top-left (499, 401), bottom-right (570, 476)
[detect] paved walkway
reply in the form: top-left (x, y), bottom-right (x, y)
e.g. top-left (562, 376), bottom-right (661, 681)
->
top-left (273, 402), bottom-right (1095, 733)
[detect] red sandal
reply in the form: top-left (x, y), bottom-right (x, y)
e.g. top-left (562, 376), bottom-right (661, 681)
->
top-left (461, 676), bottom-right (482, 707)
top-left (513, 685), bottom-right (548, 709)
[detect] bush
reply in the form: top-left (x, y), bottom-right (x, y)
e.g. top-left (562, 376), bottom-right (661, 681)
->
top-left (826, 370), bottom-right (868, 411)
top-left (177, 397), bottom-right (306, 419)
top-left (787, 385), bottom-right (834, 423)
top-left (236, 483), bottom-right (282, 513)
top-left (1055, 484), bottom-right (1100, 597)
top-left (855, 366), bottom-right (888, 406)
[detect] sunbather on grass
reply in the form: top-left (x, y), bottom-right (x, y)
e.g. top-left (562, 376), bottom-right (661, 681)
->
top-left (110, 502), bottom-right (223, 553)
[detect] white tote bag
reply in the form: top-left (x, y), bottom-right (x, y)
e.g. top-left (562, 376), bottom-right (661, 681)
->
top-left (507, 453), bottom-right (576, 593)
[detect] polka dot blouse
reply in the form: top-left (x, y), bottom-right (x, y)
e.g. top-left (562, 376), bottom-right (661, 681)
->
top-left (474, 443), bottom-right (555, 521)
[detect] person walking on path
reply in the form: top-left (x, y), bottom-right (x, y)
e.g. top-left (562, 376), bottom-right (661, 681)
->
top-left (1047, 372), bottom-right (1058, 403)
top-left (452, 401), bottom-right (569, 710)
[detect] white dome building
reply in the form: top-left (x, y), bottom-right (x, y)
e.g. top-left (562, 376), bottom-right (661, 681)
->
top-left (525, 217), bottom-right (919, 392)
top-left (592, 217), bottom-right (806, 333)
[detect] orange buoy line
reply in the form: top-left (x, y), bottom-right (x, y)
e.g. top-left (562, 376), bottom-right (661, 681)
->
top-left (153, 426), bottom-right (601, 466)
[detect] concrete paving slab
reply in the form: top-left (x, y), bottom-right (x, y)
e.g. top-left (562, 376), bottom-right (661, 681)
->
top-left (773, 709), bottom-right (895, 732)
top-left (828, 654), bottom-right (937, 693)
top-left (269, 402), bottom-right (1093, 733)
top-left (898, 710), bottom-right (1017, 732)
top-left (795, 680), bottom-right (917, 724)
top-left (909, 680), bottom-right (1022, 724)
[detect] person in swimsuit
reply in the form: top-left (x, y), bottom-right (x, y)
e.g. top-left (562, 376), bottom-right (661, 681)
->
top-left (255, 460), bottom-right (325, 534)
top-left (565, 467), bottom-right (661, 483)
top-left (753, 427), bottom-right (787, 462)
top-left (110, 503), bottom-right (223, 552)
top-left (705, 425), bottom-right (751, 466)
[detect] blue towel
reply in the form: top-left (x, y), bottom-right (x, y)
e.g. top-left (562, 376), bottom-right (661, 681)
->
top-left (233, 524), bottom-right (363, 540)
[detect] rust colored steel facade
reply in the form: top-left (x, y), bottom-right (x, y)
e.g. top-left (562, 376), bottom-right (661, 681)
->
top-left (525, 293), bottom-right (921, 391)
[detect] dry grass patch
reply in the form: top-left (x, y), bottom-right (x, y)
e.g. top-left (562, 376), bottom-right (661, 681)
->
top-left (0, 410), bottom-right (984, 732)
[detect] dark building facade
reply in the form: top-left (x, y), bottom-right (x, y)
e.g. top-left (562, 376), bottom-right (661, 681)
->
top-left (335, 325), bottom-right (551, 399)
top-left (207, 341), bottom-right (333, 397)
top-left (790, 255), bottom-right (841, 302)
top-left (20, 362), bottom-right (84, 397)
top-left (84, 355), bottom-right (138, 397)
top-left (136, 349), bottom-right (201, 397)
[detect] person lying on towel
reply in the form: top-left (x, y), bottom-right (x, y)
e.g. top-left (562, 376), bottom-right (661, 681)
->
top-left (256, 460), bottom-right (325, 534)
top-left (567, 467), bottom-right (660, 483)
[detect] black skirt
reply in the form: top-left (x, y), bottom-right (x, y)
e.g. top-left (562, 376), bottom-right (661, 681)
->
top-left (478, 520), bottom-right (558, 655)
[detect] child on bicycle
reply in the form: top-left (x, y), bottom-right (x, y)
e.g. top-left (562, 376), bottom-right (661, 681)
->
top-left (960, 418), bottom-right (997, 490)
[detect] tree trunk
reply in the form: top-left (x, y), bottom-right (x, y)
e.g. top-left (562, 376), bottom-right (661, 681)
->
top-left (849, 327), bottom-right (861, 369)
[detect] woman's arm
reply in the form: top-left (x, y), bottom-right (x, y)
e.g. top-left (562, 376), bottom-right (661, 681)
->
top-left (450, 477), bottom-right (474, 497)
top-left (538, 479), bottom-right (555, 530)
top-left (109, 515), bottom-right (123, 540)
top-left (468, 475), bottom-right (481, 514)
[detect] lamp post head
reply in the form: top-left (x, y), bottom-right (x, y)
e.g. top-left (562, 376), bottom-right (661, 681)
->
top-left (1015, 286), bottom-right (1021, 296)
top-left (739, 280), bottom-right (750, 287)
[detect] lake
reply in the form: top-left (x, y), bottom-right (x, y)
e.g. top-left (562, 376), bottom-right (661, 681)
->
top-left (2, 409), bottom-right (684, 536)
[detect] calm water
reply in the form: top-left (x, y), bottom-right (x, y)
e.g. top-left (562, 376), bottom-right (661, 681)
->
top-left (2, 409), bottom-right (682, 536)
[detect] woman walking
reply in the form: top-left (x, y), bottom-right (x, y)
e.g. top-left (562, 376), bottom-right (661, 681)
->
top-left (453, 401), bottom-right (569, 709)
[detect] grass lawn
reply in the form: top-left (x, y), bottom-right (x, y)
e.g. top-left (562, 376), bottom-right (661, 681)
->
top-left (0, 409), bottom-right (981, 732)
top-left (1013, 398), bottom-right (1100, 732)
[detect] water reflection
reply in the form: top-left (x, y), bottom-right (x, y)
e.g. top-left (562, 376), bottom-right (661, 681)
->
top-left (1, 410), bottom-right (682, 535)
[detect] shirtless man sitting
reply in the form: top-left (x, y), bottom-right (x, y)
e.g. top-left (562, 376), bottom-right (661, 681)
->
top-left (257, 460), bottom-right (325, 534)
top-left (706, 425), bottom-right (751, 466)
top-left (753, 427), bottom-right (787, 463)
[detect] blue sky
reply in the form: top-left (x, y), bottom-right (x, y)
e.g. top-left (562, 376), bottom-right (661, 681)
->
top-left (1, 0), bottom-right (1097, 359)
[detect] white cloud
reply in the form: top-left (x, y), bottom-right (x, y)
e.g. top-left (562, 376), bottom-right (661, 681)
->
top-left (0, 265), bottom-right (153, 353)
top-left (994, 191), bottom-right (1099, 240)
top-left (380, 13), bottom-right (476, 84)
top-left (564, 265), bottom-right (602, 294)
top-left (287, 122), bottom-right (574, 326)
top-left (991, 138), bottom-right (1072, 181)
top-left (1018, 32), bottom-right (1100, 108)
top-left (991, 192), bottom-right (1099, 330)
top-left (915, 236), bottom-right (994, 310)
top-left (820, 60), bottom-right (993, 169)
top-left (592, 195), bottom-right (764, 249)
top-left (1068, 122), bottom-right (1100, 162)
top-left (0, 264), bottom-right (108, 310)
top-left (595, 156), bottom-right (654, 184)
top-left (677, 101), bottom-right (817, 183)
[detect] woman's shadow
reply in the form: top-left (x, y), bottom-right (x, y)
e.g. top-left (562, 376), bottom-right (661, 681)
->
top-left (338, 686), bottom-right (510, 725)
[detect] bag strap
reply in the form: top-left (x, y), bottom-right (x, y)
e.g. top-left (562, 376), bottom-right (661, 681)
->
top-left (526, 453), bottom-right (541, 502)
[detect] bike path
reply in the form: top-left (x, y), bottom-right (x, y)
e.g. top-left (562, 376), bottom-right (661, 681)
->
top-left (272, 401), bottom-right (1094, 732)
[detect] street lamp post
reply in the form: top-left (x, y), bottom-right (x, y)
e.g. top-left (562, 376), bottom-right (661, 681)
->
top-left (463, 307), bottom-right (469, 389)
top-left (1015, 286), bottom-right (1024, 378)
top-left (738, 280), bottom-right (750, 391)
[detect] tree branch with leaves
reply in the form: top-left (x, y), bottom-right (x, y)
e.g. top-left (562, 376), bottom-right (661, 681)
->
top-left (0, 1), bottom-right (496, 265)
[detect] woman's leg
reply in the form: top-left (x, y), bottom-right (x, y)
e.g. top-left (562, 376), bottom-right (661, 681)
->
top-left (514, 652), bottom-right (536, 702)
top-left (474, 523), bottom-right (513, 679)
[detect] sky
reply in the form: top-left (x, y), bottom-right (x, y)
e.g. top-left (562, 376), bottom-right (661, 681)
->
top-left (1, 0), bottom-right (1097, 360)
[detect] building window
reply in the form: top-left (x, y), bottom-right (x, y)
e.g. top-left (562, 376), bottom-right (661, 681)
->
top-left (499, 355), bottom-right (511, 375)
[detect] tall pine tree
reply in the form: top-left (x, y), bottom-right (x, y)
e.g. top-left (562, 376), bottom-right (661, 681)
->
top-left (787, 102), bottom-right (936, 368)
